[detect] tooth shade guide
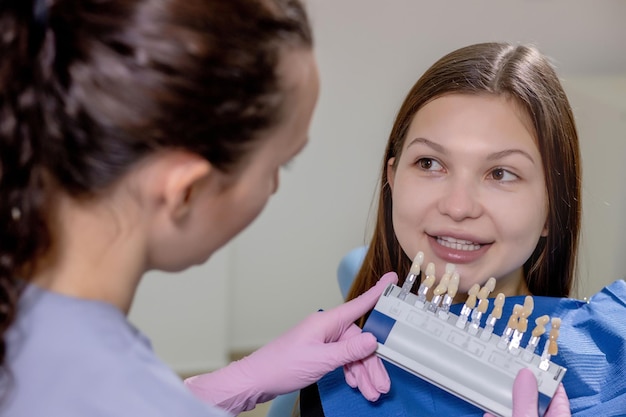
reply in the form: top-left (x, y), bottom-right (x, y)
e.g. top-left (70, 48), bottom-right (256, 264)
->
top-left (365, 280), bottom-right (568, 415)
top-left (388, 252), bottom-right (563, 369)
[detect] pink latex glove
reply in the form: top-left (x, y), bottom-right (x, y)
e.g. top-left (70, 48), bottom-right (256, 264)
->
top-left (484, 368), bottom-right (571, 417)
top-left (185, 272), bottom-right (398, 414)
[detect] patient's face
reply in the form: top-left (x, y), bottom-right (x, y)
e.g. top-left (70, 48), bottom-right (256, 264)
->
top-left (386, 93), bottom-right (548, 300)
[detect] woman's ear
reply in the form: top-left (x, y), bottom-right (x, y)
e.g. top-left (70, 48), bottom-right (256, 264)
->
top-left (386, 157), bottom-right (396, 190)
top-left (161, 153), bottom-right (212, 222)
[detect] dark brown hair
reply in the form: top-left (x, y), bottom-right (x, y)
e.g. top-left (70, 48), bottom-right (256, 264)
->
top-left (347, 43), bottom-right (581, 324)
top-left (0, 0), bottom-right (312, 365)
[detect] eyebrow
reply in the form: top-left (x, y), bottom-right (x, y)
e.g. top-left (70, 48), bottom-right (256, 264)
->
top-left (407, 137), bottom-right (536, 165)
top-left (486, 149), bottom-right (536, 165)
top-left (406, 137), bottom-right (446, 153)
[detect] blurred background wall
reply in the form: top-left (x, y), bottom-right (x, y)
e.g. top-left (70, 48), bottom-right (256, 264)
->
top-left (128, 0), bottom-right (626, 374)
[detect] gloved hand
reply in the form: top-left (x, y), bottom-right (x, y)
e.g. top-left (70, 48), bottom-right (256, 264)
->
top-left (185, 272), bottom-right (398, 414)
top-left (484, 368), bottom-right (571, 417)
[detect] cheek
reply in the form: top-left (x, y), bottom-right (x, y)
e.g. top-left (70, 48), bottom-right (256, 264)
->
top-left (212, 180), bottom-right (274, 248)
top-left (391, 174), bottom-right (431, 223)
top-left (497, 197), bottom-right (548, 251)
top-left (237, 194), bottom-right (269, 230)
top-left (240, 178), bottom-right (275, 225)
top-left (390, 176), bottom-right (431, 249)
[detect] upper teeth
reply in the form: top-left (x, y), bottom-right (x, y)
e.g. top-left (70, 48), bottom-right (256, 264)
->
top-left (437, 236), bottom-right (481, 251)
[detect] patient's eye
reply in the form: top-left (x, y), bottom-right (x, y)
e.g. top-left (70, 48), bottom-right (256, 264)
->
top-left (489, 168), bottom-right (517, 182)
top-left (417, 158), bottom-right (443, 172)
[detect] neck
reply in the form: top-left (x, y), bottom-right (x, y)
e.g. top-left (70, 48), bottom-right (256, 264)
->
top-left (31, 191), bottom-right (147, 314)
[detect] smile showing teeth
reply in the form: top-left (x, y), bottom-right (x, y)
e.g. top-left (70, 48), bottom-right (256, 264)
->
top-left (437, 236), bottom-right (481, 251)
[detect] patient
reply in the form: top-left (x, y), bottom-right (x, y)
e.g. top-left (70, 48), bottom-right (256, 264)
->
top-left (300, 42), bottom-right (626, 417)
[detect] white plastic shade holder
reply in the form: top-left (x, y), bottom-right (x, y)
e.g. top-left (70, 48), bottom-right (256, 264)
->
top-left (362, 283), bottom-right (566, 417)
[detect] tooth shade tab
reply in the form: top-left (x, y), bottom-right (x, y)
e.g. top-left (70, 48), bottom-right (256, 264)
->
top-left (548, 321), bottom-right (560, 356)
top-left (421, 262), bottom-right (437, 291)
top-left (516, 296), bottom-right (535, 332)
top-left (507, 305), bottom-right (522, 329)
top-left (548, 340), bottom-right (559, 356)
top-left (478, 280), bottom-right (495, 300)
top-left (410, 252), bottom-right (424, 275)
top-left (532, 315), bottom-right (550, 337)
top-left (492, 293), bottom-right (505, 319)
top-left (517, 317), bottom-right (529, 333)
top-left (425, 262), bottom-right (435, 277)
top-left (447, 272), bottom-right (460, 298)
top-left (465, 283), bottom-right (480, 309)
top-left (523, 296), bottom-right (534, 314)
top-left (468, 283), bottom-right (480, 296)
top-left (423, 274), bottom-right (436, 288)
top-left (433, 273), bottom-right (451, 296)
top-left (416, 251), bottom-right (425, 265)
top-left (445, 263), bottom-right (456, 274)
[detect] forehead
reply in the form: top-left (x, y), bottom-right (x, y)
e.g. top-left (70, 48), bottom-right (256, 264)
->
top-left (403, 93), bottom-right (538, 151)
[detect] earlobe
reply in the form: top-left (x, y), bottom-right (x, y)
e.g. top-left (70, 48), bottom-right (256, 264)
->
top-left (387, 157), bottom-right (396, 190)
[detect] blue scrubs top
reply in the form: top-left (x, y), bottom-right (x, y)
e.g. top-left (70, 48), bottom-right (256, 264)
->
top-left (2, 284), bottom-right (231, 417)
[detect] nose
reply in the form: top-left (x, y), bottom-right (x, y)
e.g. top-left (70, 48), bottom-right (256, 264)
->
top-left (437, 177), bottom-right (482, 221)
